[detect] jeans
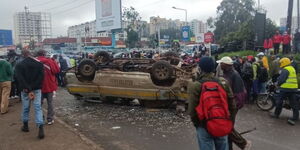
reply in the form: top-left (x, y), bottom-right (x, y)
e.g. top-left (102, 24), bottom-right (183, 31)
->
top-left (274, 90), bottom-right (299, 121)
top-left (196, 127), bottom-right (229, 150)
top-left (42, 92), bottom-right (54, 122)
top-left (21, 90), bottom-right (44, 126)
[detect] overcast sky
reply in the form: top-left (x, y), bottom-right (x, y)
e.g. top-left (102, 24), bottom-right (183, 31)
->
top-left (0, 0), bottom-right (298, 37)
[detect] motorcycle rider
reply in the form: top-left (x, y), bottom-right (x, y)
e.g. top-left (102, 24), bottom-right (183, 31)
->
top-left (270, 57), bottom-right (299, 125)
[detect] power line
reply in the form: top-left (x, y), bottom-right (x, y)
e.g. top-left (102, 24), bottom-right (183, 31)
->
top-left (52, 0), bottom-right (94, 15)
top-left (30, 0), bottom-right (60, 8)
top-left (45, 0), bottom-right (82, 11)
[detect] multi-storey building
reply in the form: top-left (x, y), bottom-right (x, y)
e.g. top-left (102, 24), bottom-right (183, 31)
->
top-left (280, 16), bottom-right (300, 34)
top-left (14, 11), bottom-right (52, 46)
top-left (189, 19), bottom-right (207, 35)
top-left (149, 16), bottom-right (185, 35)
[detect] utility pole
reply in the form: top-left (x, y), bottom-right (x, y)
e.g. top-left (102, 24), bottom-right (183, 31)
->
top-left (287, 0), bottom-right (294, 34)
top-left (297, 0), bottom-right (300, 31)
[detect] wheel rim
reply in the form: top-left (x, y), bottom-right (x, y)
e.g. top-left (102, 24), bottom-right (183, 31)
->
top-left (81, 64), bottom-right (94, 76)
top-left (257, 95), bottom-right (273, 110)
top-left (154, 64), bottom-right (169, 80)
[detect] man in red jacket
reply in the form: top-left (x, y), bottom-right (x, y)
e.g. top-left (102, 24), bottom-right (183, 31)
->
top-left (36, 50), bottom-right (60, 125)
top-left (282, 31), bottom-right (292, 54)
top-left (273, 31), bottom-right (282, 55)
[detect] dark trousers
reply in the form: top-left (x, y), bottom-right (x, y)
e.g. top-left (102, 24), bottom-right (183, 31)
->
top-left (282, 44), bottom-right (290, 54)
top-left (274, 90), bottom-right (299, 120)
top-left (229, 109), bottom-right (247, 150)
top-left (244, 80), bottom-right (253, 103)
top-left (274, 43), bottom-right (280, 55)
top-left (42, 93), bottom-right (55, 122)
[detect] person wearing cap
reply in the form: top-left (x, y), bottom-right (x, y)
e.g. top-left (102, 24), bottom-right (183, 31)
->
top-left (217, 56), bottom-right (250, 150)
top-left (271, 57), bottom-right (299, 125)
top-left (188, 56), bottom-right (237, 150)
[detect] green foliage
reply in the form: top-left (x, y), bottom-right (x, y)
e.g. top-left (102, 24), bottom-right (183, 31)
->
top-left (265, 19), bottom-right (278, 39)
top-left (159, 28), bottom-right (181, 41)
top-left (122, 7), bottom-right (142, 48)
top-left (218, 50), bottom-right (258, 58)
top-left (214, 0), bottom-right (255, 42)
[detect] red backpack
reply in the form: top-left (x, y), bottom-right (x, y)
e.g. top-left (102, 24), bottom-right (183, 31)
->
top-left (195, 80), bottom-right (233, 137)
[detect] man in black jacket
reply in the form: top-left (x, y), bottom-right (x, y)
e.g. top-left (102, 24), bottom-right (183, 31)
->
top-left (15, 50), bottom-right (45, 139)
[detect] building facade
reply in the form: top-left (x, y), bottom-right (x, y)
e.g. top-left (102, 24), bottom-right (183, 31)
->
top-left (0, 29), bottom-right (13, 46)
top-left (280, 16), bottom-right (300, 34)
top-left (189, 19), bottom-right (207, 35)
top-left (14, 11), bottom-right (52, 46)
top-left (149, 16), bottom-right (185, 35)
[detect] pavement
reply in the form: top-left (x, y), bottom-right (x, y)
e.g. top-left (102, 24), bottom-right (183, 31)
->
top-left (0, 98), bottom-right (103, 150)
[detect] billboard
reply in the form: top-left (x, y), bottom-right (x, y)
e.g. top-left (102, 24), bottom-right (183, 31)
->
top-left (0, 30), bottom-right (13, 46)
top-left (181, 26), bottom-right (190, 42)
top-left (204, 32), bottom-right (214, 43)
top-left (195, 33), bottom-right (204, 43)
top-left (96, 0), bottom-right (122, 32)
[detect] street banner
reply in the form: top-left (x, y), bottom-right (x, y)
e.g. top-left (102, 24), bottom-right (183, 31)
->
top-left (204, 32), bottom-right (214, 43)
top-left (96, 0), bottom-right (122, 32)
top-left (182, 26), bottom-right (190, 42)
top-left (195, 33), bottom-right (204, 43)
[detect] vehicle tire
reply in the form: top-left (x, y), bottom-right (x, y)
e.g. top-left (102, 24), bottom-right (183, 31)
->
top-left (151, 60), bottom-right (174, 82)
top-left (256, 94), bottom-right (275, 111)
top-left (163, 51), bottom-right (179, 57)
top-left (94, 51), bottom-right (110, 64)
top-left (162, 51), bottom-right (180, 65)
top-left (77, 59), bottom-right (96, 81)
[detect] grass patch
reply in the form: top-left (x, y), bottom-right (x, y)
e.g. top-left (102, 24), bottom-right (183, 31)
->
top-left (218, 50), bottom-right (258, 58)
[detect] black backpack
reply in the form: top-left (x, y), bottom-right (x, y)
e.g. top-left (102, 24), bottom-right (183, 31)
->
top-left (256, 64), bottom-right (268, 82)
top-left (242, 63), bottom-right (253, 80)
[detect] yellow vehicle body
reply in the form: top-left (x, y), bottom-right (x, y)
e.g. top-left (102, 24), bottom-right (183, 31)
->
top-left (66, 69), bottom-right (191, 102)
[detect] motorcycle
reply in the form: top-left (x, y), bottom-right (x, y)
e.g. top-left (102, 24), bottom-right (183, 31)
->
top-left (256, 80), bottom-right (300, 111)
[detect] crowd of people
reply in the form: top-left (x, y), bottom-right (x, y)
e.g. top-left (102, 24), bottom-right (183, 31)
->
top-left (188, 51), bottom-right (299, 149)
top-left (0, 49), bottom-right (76, 139)
top-left (0, 43), bottom-right (299, 149)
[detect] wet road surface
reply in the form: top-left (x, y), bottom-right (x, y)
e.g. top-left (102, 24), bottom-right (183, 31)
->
top-left (53, 88), bottom-right (300, 150)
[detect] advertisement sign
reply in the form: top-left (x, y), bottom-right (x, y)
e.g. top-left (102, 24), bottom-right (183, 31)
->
top-left (204, 32), bottom-right (214, 43)
top-left (96, 0), bottom-right (122, 32)
top-left (181, 26), bottom-right (190, 42)
top-left (195, 33), bottom-right (204, 43)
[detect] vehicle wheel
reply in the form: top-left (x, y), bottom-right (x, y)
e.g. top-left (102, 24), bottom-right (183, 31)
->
top-left (162, 51), bottom-right (180, 65)
top-left (256, 94), bottom-right (275, 111)
top-left (94, 51), bottom-right (110, 64)
top-left (151, 60), bottom-right (174, 81)
top-left (77, 59), bottom-right (96, 81)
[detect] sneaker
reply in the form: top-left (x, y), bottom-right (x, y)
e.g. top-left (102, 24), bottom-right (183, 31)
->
top-left (243, 140), bottom-right (252, 150)
top-left (47, 120), bottom-right (54, 125)
top-left (38, 125), bottom-right (45, 139)
top-left (287, 119), bottom-right (296, 126)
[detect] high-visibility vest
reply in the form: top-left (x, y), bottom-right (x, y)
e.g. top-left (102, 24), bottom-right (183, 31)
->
top-left (280, 66), bottom-right (298, 89)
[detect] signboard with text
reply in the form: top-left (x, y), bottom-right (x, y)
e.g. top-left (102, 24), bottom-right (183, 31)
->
top-left (181, 26), bottom-right (190, 42)
top-left (204, 32), bottom-right (214, 43)
top-left (96, 0), bottom-right (122, 32)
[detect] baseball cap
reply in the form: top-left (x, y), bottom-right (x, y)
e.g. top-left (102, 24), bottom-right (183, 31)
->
top-left (216, 56), bottom-right (233, 65)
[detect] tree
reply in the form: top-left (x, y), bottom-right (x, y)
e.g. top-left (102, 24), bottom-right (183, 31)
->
top-left (214, 0), bottom-right (255, 42)
top-left (265, 19), bottom-right (278, 39)
top-left (122, 7), bottom-right (142, 48)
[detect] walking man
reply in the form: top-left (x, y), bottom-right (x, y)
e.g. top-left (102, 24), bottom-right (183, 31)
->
top-left (15, 50), bottom-right (45, 139)
top-left (37, 50), bottom-right (60, 125)
top-left (188, 57), bottom-right (237, 150)
top-left (0, 56), bottom-right (13, 114)
top-left (282, 31), bottom-right (292, 54)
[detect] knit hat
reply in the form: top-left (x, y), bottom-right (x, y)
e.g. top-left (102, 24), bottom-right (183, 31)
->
top-left (198, 56), bottom-right (215, 73)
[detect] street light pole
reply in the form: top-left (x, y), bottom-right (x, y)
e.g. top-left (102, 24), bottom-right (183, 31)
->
top-left (172, 6), bottom-right (188, 26)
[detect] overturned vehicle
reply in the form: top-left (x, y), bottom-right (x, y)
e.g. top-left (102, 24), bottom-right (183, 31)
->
top-left (66, 51), bottom-right (197, 108)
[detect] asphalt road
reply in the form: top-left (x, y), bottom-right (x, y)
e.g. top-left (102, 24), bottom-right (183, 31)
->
top-left (53, 88), bottom-right (300, 150)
